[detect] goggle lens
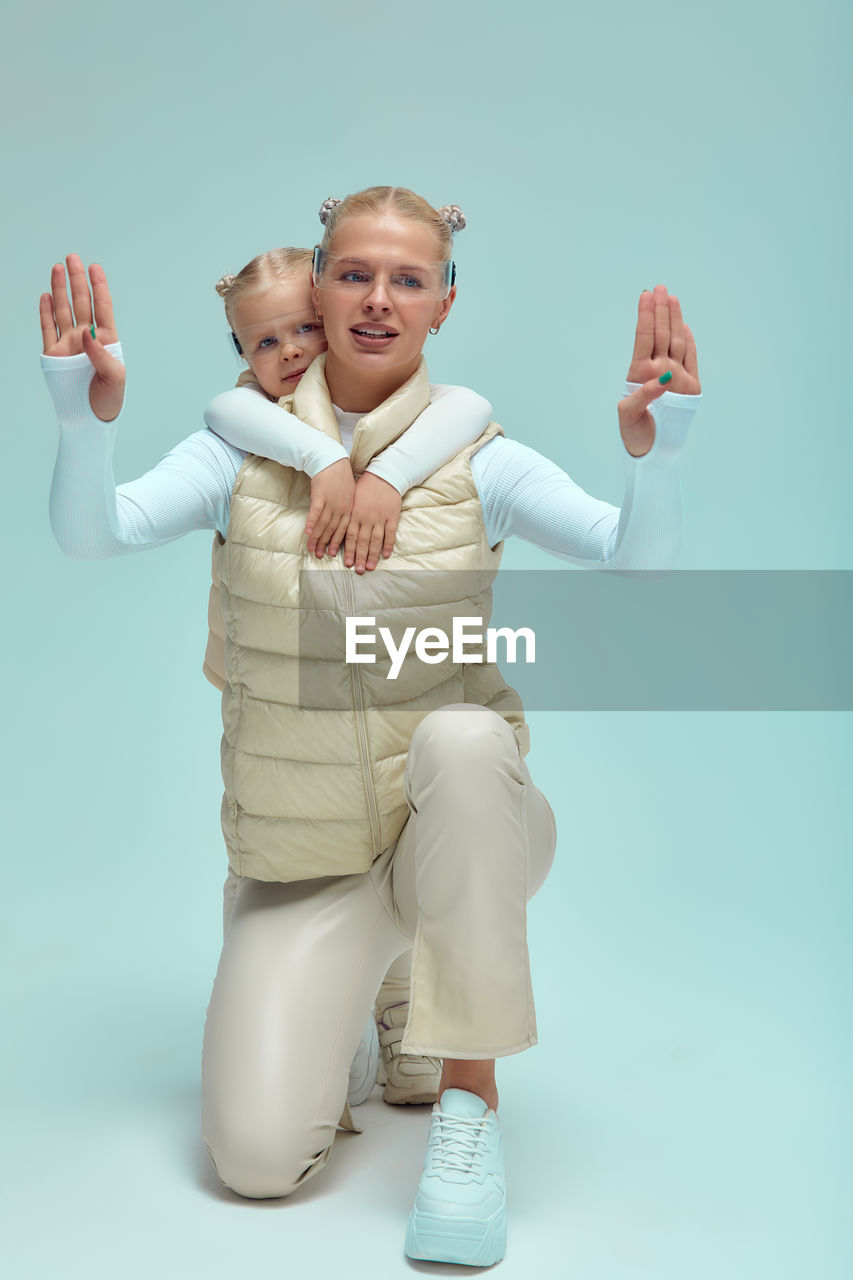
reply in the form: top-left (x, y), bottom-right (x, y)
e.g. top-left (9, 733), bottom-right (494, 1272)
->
top-left (313, 248), bottom-right (455, 301)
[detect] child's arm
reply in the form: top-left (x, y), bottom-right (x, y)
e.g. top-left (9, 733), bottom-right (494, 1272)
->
top-left (205, 385), bottom-right (356, 559)
top-left (363, 384), bottom-right (493, 492)
top-left (204, 385), bottom-right (350, 475)
top-left (278, 381), bottom-right (496, 571)
top-left (203, 383), bottom-right (494, 572)
top-left (203, 382), bottom-right (492, 490)
top-left (341, 383), bottom-right (493, 573)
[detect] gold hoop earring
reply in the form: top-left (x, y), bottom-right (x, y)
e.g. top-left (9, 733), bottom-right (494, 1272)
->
top-left (429, 325), bottom-right (440, 336)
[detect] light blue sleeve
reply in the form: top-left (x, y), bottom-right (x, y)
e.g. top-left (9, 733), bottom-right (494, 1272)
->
top-left (204, 386), bottom-right (349, 476)
top-left (470, 385), bottom-right (701, 571)
top-left (204, 382), bottom-right (494, 496)
top-left (365, 384), bottom-right (494, 493)
top-left (43, 347), bottom-right (245, 559)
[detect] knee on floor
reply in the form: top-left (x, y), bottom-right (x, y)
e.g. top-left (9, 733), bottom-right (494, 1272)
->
top-left (204, 1127), bottom-right (333, 1200)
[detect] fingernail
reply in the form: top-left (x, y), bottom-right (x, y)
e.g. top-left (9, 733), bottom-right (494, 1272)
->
top-left (89, 324), bottom-right (96, 338)
top-left (658, 371), bottom-right (672, 384)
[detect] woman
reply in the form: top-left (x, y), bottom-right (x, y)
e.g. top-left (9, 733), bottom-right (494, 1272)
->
top-left (41, 185), bottom-right (701, 1267)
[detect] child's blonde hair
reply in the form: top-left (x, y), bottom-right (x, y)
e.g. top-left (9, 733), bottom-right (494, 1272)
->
top-left (214, 247), bottom-right (314, 332)
top-left (317, 187), bottom-right (465, 261)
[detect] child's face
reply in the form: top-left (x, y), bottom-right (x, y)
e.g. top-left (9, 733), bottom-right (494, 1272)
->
top-left (231, 275), bottom-right (327, 398)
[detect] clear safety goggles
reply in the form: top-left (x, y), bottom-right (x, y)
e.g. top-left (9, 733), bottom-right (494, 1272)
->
top-left (230, 308), bottom-right (326, 358)
top-left (312, 247), bottom-right (456, 301)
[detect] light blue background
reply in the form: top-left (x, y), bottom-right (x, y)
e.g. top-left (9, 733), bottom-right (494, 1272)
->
top-left (3, 1), bottom-right (850, 1276)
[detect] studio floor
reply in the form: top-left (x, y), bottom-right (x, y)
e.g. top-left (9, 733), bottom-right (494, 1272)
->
top-left (4, 714), bottom-right (849, 1280)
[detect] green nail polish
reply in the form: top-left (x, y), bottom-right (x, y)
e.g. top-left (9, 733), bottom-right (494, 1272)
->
top-left (659, 371), bottom-right (672, 385)
top-left (89, 324), bottom-right (96, 338)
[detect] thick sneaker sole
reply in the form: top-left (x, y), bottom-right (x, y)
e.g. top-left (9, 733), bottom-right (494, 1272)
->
top-left (404, 1205), bottom-right (507, 1266)
top-left (383, 1080), bottom-right (439, 1105)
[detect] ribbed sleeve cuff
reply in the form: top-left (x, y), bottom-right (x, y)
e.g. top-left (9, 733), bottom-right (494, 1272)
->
top-left (41, 343), bottom-right (124, 428)
top-left (621, 381), bottom-right (700, 463)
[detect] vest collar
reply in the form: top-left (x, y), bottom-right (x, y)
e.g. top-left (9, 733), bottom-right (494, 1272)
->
top-left (289, 353), bottom-right (432, 475)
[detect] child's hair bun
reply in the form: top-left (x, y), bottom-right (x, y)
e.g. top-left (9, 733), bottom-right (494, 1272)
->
top-left (318, 197), bottom-right (343, 225)
top-left (438, 205), bottom-right (466, 233)
top-left (215, 273), bottom-right (237, 297)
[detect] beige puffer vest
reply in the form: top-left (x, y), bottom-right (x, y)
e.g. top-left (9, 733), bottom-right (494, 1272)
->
top-left (203, 354), bottom-right (529, 884)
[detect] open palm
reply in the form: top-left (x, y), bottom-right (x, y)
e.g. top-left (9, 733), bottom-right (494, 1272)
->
top-left (39, 254), bottom-right (124, 421)
top-left (626, 285), bottom-right (700, 394)
top-left (618, 284), bottom-right (701, 457)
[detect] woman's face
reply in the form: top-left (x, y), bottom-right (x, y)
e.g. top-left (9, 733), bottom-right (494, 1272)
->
top-left (313, 213), bottom-right (456, 409)
top-left (231, 275), bottom-right (327, 399)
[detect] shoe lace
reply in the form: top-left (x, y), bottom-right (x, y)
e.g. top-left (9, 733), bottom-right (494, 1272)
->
top-left (430, 1111), bottom-right (489, 1174)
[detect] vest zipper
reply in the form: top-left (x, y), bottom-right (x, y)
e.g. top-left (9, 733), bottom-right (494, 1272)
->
top-left (322, 560), bottom-right (382, 857)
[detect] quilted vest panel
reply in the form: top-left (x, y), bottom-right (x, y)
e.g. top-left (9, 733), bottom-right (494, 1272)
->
top-left (205, 355), bottom-right (529, 883)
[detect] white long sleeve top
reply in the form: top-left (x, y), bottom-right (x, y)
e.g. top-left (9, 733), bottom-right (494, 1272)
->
top-left (43, 347), bottom-right (701, 570)
top-left (205, 381), bottom-right (499, 496)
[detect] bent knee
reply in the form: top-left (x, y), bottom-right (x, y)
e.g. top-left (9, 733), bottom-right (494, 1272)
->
top-left (204, 1126), bottom-right (334, 1200)
top-left (409, 703), bottom-right (517, 765)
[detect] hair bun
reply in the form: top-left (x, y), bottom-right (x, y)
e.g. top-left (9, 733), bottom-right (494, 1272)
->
top-left (438, 204), bottom-right (466, 233)
top-left (318, 197), bottom-right (343, 226)
top-left (215, 273), bottom-right (237, 297)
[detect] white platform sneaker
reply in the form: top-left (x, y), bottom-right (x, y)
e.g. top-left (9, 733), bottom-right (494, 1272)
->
top-left (405, 1088), bottom-right (507, 1266)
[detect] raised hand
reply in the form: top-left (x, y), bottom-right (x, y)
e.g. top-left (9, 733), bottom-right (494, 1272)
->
top-left (39, 254), bottom-right (125, 422)
top-left (618, 284), bottom-right (701, 457)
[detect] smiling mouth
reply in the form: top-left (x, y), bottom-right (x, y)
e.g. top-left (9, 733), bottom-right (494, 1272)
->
top-left (283, 369), bottom-right (307, 381)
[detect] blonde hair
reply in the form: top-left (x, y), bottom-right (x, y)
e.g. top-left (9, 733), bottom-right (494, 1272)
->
top-left (317, 188), bottom-right (465, 261)
top-left (214, 246), bottom-right (313, 330)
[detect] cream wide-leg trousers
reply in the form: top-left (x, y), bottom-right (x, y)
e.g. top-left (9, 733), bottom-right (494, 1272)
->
top-left (201, 703), bottom-right (557, 1200)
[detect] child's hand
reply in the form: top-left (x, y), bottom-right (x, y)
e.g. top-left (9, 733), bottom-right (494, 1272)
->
top-left (344, 474), bottom-right (402, 573)
top-left (619, 285), bottom-right (701, 457)
top-left (39, 255), bottom-right (125, 422)
top-left (306, 458), bottom-right (356, 558)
